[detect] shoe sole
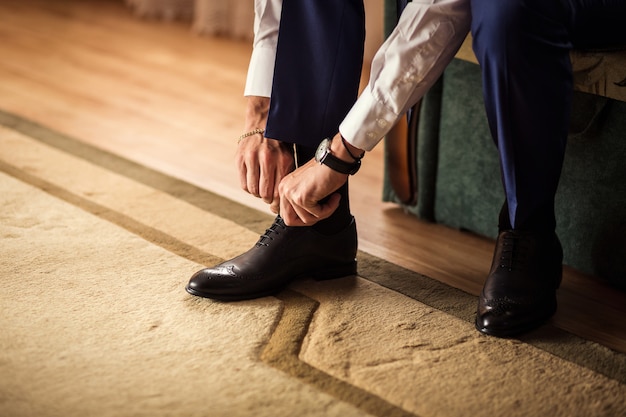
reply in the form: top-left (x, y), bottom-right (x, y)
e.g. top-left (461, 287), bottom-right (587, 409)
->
top-left (307, 260), bottom-right (358, 281)
top-left (185, 260), bottom-right (358, 302)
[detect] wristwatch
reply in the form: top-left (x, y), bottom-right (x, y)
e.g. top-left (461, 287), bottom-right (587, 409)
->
top-left (314, 137), bottom-right (361, 175)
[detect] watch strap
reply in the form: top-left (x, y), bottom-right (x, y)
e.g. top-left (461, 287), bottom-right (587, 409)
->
top-left (320, 152), bottom-right (361, 175)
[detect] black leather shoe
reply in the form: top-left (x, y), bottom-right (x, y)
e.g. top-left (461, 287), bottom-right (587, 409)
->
top-left (475, 230), bottom-right (563, 337)
top-left (186, 216), bottom-right (358, 301)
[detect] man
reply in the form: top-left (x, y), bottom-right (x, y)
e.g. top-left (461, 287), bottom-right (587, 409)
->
top-left (188, 0), bottom-right (626, 337)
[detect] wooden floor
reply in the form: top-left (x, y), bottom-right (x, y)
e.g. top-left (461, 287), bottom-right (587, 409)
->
top-left (2, 0), bottom-right (625, 353)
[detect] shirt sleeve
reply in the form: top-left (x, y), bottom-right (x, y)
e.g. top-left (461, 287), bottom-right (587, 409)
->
top-left (244, 0), bottom-right (282, 98)
top-left (339, 0), bottom-right (471, 151)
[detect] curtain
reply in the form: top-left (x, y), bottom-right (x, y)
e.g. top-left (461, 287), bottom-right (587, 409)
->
top-left (125, 0), bottom-right (255, 40)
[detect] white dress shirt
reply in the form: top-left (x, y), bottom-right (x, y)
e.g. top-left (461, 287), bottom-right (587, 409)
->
top-left (244, 0), bottom-right (471, 151)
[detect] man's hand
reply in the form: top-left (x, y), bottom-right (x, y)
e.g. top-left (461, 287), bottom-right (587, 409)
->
top-left (278, 133), bottom-right (365, 226)
top-left (278, 158), bottom-right (348, 226)
top-left (235, 96), bottom-right (295, 210)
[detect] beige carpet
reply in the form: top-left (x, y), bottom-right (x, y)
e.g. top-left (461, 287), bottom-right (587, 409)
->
top-left (1, 110), bottom-right (625, 417)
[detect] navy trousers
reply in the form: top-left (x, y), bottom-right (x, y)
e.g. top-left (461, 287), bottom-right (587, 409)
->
top-left (471, 0), bottom-right (626, 230)
top-left (266, 0), bottom-right (365, 233)
top-left (266, 0), bottom-right (365, 147)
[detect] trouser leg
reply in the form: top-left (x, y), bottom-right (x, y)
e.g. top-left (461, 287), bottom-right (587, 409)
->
top-left (471, 0), bottom-right (573, 231)
top-left (266, 0), bottom-right (365, 148)
top-left (267, 0), bottom-right (364, 233)
top-left (472, 0), bottom-right (626, 231)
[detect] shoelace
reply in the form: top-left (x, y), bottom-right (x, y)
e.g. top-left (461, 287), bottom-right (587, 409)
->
top-left (256, 217), bottom-right (287, 247)
top-left (499, 232), bottom-right (530, 272)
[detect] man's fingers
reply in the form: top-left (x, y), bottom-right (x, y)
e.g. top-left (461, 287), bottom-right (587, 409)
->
top-left (238, 163), bottom-right (248, 192)
top-left (281, 193), bottom-right (341, 227)
top-left (263, 161), bottom-right (293, 206)
top-left (269, 200), bottom-right (280, 214)
top-left (258, 166), bottom-right (276, 204)
top-left (279, 200), bottom-right (304, 226)
top-left (246, 165), bottom-right (261, 197)
top-left (236, 152), bottom-right (261, 197)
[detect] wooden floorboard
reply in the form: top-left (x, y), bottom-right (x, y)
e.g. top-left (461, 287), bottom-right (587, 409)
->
top-left (1, 0), bottom-right (625, 354)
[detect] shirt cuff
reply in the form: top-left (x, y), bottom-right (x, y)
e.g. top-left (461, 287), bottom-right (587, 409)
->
top-left (339, 86), bottom-right (399, 151)
top-left (244, 45), bottom-right (276, 97)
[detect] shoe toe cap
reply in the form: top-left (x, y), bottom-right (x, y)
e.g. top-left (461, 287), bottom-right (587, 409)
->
top-left (476, 299), bottom-right (557, 337)
top-left (186, 266), bottom-right (240, 295)
top-left (475, 310), bottom-right (517, 337)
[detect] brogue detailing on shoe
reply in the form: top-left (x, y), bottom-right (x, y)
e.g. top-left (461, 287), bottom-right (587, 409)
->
top-left (483, 296), bottom-right (540, 316)
top-left (256, 217), bottom-right (287, 247)
top-left (498, 233), bottom-right (529, 272)
top-left (218, 265), bottom-right (237, 277)
top-left (483, 298), bottom-right (517, 317)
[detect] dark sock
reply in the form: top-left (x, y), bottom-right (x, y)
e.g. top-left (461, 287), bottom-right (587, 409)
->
top-left (499, 200), bottom-right (556, 233)
top-left (498, 200), bottom-right (513, 231)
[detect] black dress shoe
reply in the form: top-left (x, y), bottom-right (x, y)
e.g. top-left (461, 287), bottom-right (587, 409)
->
top-left (186, 216), bottom-right (358, 301)
top-left (475, 230), bottom-right (563, 337)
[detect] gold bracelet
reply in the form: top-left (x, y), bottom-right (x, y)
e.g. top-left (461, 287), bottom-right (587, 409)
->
top-left (237, 128), bottom-right (265, 144)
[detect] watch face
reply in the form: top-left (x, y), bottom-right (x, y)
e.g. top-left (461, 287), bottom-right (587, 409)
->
top-left (315, 138), bottom-right (331, 162)
top-left (314, 137), bottom-right (360, 175)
